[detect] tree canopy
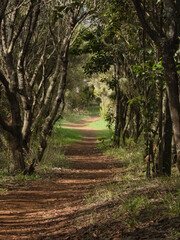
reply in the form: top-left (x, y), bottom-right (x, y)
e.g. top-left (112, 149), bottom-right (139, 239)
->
top-left (0, 0), bottom-right (179, 176)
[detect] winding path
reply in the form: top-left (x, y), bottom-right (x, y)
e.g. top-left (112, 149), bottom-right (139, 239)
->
top-left (0, 117), bottom-right (121, 240)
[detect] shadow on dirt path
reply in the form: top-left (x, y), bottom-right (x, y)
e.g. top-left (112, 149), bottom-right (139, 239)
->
top-left (0, 117), bottom-right (122, 240)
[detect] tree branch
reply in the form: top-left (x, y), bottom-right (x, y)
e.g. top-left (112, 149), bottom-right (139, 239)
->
top-left (0, 0), bottom-right (9, 25)
top-left (0, 71), bottom-right (9, 90)
top-left (131, 0), bottom-right (161, 45)
top-left (0, 115), bottom-right (13, 134)
top-left (8, 3), bottom-right (32, 53)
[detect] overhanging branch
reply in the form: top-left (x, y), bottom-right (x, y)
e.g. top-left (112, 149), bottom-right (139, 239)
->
top-left (131, 0), bottom-right (161, 46)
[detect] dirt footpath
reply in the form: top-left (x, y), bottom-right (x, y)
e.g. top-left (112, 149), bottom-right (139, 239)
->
top-left (0, 117), bottom-right (121, 240)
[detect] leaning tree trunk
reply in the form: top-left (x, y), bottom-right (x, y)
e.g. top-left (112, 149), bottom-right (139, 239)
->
top-left (28, 44), bottom-right (70, 174)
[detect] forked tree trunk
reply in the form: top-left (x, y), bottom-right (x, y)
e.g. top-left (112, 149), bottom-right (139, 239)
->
top-left (28, 48), bottom-right (69, 173)
top-left (0, 0), bottom-right (98, 174)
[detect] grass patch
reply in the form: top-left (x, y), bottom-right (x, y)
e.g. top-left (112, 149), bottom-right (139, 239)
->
top-left (105, 140), bottom-right (145, 177)
top-left (16, 173), bottom-right (41, 181)
top-left (37, 135), bottom-right (72, 173)
top-left (120, 195), bottom-right (150, 228)
top-left (38, 143), bottom-right (70, 172)
top-left (63, 105), bottom-right (100, 123)
top-left (38, 112), bottom-right (86, 172)
top-left (85, 105), bottom-right (100, 117)
top-left (84, 139), bottom-right (180, 237)
top-left (86, 118), bottom-right (113, 147)
top-left (86, 118), bottom-right (108, 130)
top-left (0, 170), bottom-right (5, 179)
top-left (54, 125), bottom-right (83, 145)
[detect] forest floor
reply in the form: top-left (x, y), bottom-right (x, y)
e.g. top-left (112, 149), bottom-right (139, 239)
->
top-left (0, 117), bottom-right (180, 240)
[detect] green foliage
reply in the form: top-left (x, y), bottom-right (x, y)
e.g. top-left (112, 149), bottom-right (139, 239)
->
top-left (85, 139), bottom-right (180, 232)
top-left (83, 51), bottom-right (114, 75)
top-left (121, 195), bottom-right (149, 228)
top-left (85, 105), bottom-right (100, 117)
top-left (54, 125), bottom-right (83, 145)
top-left (132, 61), bottom-right (160, 131)
top-left (70, 28), bottom-right (106, 55)
top-left (16, 173), bottom-right (41, 181)
top-left (169, 230), bottom-right (180, 240)
top-left (53, 0), bottom-right (83, 22)
top-left (70, 26), bottom-right (114, 76)
top-left (62, 106), bottom-right (100, 123)
top-left (0, 169), bottom-right (7, 179)
top-left (0, 150), bottom-right (12, 174)
top-left (85, 117), bottom-right (113, 147)
top-left (103, 110), bottom-right (115, 130)
top-left (39, 149), bottom-right (69, 172)
top-left (38, 117), bottom-right (84, 172)
top-left (160, 190), bottom-right (180, 217)
top-left (127, 96), bottom-right (142, 105)
top-left (100, 77), bottom-right (116, 90)
top-left (86, 118), bottom-right (108, 130)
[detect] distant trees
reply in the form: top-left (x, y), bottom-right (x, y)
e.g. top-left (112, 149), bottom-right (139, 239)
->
top-left (73, 0), bottom-right (180, 175)
top-left (0, 0), bottom-right (179, 176)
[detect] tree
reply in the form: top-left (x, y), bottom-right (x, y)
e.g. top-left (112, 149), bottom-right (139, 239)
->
top-left (0, 0), bottom-right (8, 24)
top-left (131, 0), bottom-right (180, 172)
top-left (0, 0), bottom-right (98, 173)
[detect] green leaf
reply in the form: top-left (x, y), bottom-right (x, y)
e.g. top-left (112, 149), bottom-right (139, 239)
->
top-left (147, 48), bottom-right (152, 54)
top-left (127, 96), bottom-right (142, 105)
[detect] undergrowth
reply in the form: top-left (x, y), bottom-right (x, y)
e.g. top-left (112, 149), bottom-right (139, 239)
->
top-left (86, 118), bottom-right (113, 147)
top-left (38, 106), bottom-right (100, 172)
top-left (63, 105), bottom-right (100, 123)
top-left (84, 136), bottom-right (180, 237)
top-left (37, 125), bottom-right (83, 173)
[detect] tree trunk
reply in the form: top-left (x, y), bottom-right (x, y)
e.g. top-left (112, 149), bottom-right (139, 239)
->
top-left (135, 109), bottom-right (142, 142)
top-left (162, 94), bottom-right (172, 176)
top-left (28, 48), bottom-right (69, 173)
top-left (11, 136), bottom-right (26, 173)
top-left (162, 48), bottom-right (180, 172)
top-left (157, 79), bottom-right (164, 175)
top-left (114, 84), bottom-right (121, 147)
top-left (131, 0), bottom-right (180, 172)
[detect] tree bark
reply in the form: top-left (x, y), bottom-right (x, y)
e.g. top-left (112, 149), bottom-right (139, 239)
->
top-left (0, 1), bottom-right (98, 174)
top-left (162, 47), bottom-right (180, 171)
top-left (113, 57), bottom-right (121, 148)
top-left (162, 93), bottom-right (172, 176)
top-left (114, 84), bottom-right (121, 147)
top-left (157, 79), bottom-right (164, 175)
top-left (10, 135), bottom-right (26, 173)
top-left (132, 0), bottom-right (180, 172)
top-left (28, 40), bottom-right (70, 173)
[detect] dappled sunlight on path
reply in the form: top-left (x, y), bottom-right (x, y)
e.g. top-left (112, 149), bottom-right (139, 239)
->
top-left (0, 117), bottom-right (122, 239)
